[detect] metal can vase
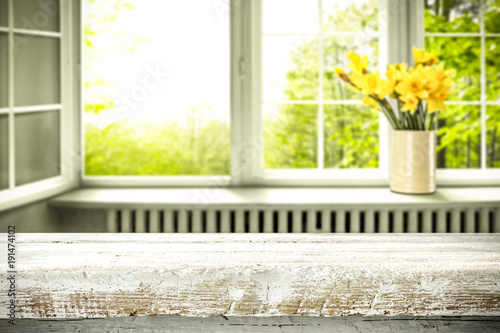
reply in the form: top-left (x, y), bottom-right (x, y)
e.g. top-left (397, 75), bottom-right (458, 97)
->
top-left (390, 130), bottom-right (436, 194)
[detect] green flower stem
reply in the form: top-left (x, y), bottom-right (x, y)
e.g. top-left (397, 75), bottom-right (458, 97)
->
top-left (367, 95), bottom-right (400, 130)
top-left (419, 103), bottom-right (427, 131)
top-left (428, 112), bottom-right (436, 131)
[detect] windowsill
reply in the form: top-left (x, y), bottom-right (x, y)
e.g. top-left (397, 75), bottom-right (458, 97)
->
top-left (50, 187), bottom-right (500, 209)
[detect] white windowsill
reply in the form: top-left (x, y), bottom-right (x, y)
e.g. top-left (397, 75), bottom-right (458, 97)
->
top-left (50, 187), bottom-right (500, 209)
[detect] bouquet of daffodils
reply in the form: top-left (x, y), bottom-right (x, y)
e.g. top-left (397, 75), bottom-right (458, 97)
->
top-left (335, 47), bottom-right (456, 131)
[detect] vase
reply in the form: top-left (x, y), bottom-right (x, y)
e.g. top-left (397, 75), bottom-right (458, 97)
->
top-left (390, 130), bottom-right (436, 194)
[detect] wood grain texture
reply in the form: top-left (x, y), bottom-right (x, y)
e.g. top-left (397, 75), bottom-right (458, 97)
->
top-left (1, 234), bottom-right (499, 319)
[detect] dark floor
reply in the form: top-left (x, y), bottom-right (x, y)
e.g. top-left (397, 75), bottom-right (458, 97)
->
top-left (1, 315), bottom-right (500, 332)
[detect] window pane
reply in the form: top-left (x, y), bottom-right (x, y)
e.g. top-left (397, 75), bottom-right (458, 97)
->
top-left (263, 36), bottom-right (318, 101)
top-left (485, 0), bottom-right (500, 33)
top-left (15, 110), bottom-right (60, 186)
top-left (264, 104), bottom-right (317, 169)
top-left (0, 114), bottom-right (8, 189)
top-left (426, 37), bottom-right (480, 101)
top-left (324, 104), bottom-right (379, 168)
top-left (14, 35), bottom-right (60, 106)
top-left (323, 36), bottom-right (378, 100)
top-left (322, 0), bottom-right (378, 32)
top-left (424, 0), bottom-right (480, 33)
top-left (486, 38), bottom-right (500, 101)
top-left (487, 106), bottom-right (500, 168)
top-left (14, 0), bottom-right (60, 32)
top-left (0, 0), bottom-right (7, 27)
top-left (85, 119), bottom-right (230, 176)
top-left (83, 0), bottom-right (230, 176)
top-left (436, 105), bottom-right (481, 169)
top-left (0, 33), bottom-right (7, 108)
top-left (263, 0), bottom-right (318, 34)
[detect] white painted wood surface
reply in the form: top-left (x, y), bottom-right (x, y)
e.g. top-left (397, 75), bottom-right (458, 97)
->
top-left (50, 188), bottom-right (500, 209)
top-left (1, 234), bottom-right (499, 319)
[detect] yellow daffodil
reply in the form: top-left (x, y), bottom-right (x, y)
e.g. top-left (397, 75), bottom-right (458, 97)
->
top-left (349, 71), bottom-right (364, 89)
top-left (386, 63), bottom-right (408, 95)
top-left (413, 47), bottom-right (439, 66)
top-left (434, 64), bottom-right (456, 81)
top-left (334, 47), bottom-right (455, 130)
top-left (362, 96), bottom-right (380, 110)
top-left (427, 81), bottom-right (453, 113)
top-left (400, 94), bottom-right (420, 114)
top-left (395, 66), bottom-right (429, 100)
top-left (348, 51), bottom-right (369, 73)
top-left (334, 67), bottom-right (351, 84)
top-left (350, 72), bottom-right (392, 99)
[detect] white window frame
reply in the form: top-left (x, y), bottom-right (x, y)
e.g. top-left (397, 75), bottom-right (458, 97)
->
top-left (1, 0), bottom-right (497, 212)
top-left (78, 0), bottom-right (500, 189)
top-left (238, 0), bottom-right (394, 187)
top-left (0, 0), bottom-right (79, 211)
top-left (236, 0), bottom-right (500, 187)
top-left (414, 0), bottom-right (500, 186)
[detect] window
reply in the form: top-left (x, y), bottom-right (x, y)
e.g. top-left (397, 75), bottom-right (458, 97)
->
top-left (261, 0), bottom-right (380, 171)
top-left (0, 0), bottom-right (78, 210)
top-left (424, 0), bottom-right (500, 171)
top-left (83, 0), bottom-right (230, 180)
top-left (80, 0), bottom-right (499, 187)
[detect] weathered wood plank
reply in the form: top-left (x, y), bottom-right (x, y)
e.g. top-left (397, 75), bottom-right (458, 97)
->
top-left (1, 234), bottom-right (499, 319)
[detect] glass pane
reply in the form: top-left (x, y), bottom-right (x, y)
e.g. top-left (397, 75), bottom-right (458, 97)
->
top-left (263, 36), bottom-right (318, 101)
top-left (264, 104), bottom-right (317, 169)
top-left (487, 106), bottom-right (500, 168)
top-left (322, 0), bottom-right (378, 32)
top-left (0, 0), bottom-right (7, 27)
top-left (324, 104), bottom-right (379, 168)
top-left (486, 38), bottom-right (500, 101)
top-left (14, 35), bottom-right (60, 106)
top-left (0, 114), bottom-right (8, 190)
top-left (424, 0), bottom-right (480, 33)
top-left (485, 0), bottom-right (500, 33)
top-left (263, 0), bottom-right (318, 34)
top-left (426, 37), bottom-right (480, 101)
top-left (15, 110), bottom-right (60, 186)
top-left (436, 105), bottom-right (481, 169)
top-left (14, 0), bottom-right (60, 32)
top-left (0, 33), bottom-right (7, 108)
top-left (323, 36), bottom-right (378, 100)
top-left (84, 0), bottom-right (230, 176)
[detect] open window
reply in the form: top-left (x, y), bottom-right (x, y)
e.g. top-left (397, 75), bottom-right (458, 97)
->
top-left (0, 0), bottom-right (79, 211)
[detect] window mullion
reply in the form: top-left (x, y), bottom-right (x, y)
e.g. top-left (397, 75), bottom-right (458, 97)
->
top-left (231, 0), bottom-right (261, 185)
top-left (8, 0), bottom-right (14, 190)
top-left (317, 0), bottom-right (324, 170)
top-left (480, 0), bottom-right (487, 170)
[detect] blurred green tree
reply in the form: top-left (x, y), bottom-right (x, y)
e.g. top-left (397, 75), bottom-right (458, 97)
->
top-left (424, 0), bottom-right (500, 168)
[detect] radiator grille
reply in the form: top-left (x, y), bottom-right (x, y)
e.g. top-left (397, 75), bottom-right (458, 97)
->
top-left (107, 207), bottom-right (500, 233)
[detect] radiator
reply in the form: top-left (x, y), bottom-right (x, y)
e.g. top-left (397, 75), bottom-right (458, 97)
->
top-left (106, 206), bottom-right (500, 233)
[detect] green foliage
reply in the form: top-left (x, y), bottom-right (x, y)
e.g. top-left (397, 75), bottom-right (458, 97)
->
top-left (264, 105), bottom-right (317, 168)
top-left (84, 0), bottom-right (149, 115)
top-left (425, 0), bottom-right (500, 169)
top-left (85, 120), bottom-right (230, 176)
top-left (265, 1), bottom-right (379, 169)
top-left (324, 105), bottom-right (379, 168)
